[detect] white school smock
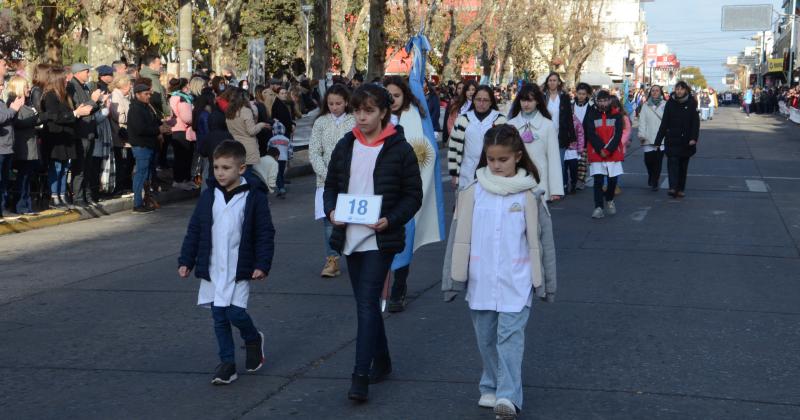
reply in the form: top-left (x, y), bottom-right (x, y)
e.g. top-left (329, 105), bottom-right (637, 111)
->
top-left (342, 140), bottom-right (384, 255)
top-left (459, 110), bottom-right (500, 189)
top-left (547, 94), bottom-right (560, 136)
top-left (198, 178), bottom-right (251, 309)
top-left (466, 184), bottom-right (533, 312)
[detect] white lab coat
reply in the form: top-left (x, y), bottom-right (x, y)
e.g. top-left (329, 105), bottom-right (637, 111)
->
top-left (198, 179), bottom-right (252, 308)
top-left (465, 184), bottom-right (533, 312)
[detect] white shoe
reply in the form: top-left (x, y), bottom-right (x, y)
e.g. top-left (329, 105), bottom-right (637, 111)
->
top-left (605, 200), bottom-right (617, 216)
top-left (494, 398), bottom-right (518, 419)
top-left (592, 207), bottom-right (605, 219)
top-left (478, 393), bottom-right (496, 408)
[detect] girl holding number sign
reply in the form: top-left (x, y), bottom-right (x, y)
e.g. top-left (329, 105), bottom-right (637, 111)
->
top-left (323, 84), bottom-right (422, 402)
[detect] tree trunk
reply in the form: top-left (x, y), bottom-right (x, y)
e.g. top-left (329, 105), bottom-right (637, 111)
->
top-left (310, 0), bottom-right (331, 80)
top-left (86, 0), bottom-right (126, 67)
top-left (402, 0), bottom-right (414, 39)
top-left (207, 0), bottom-right (245, 73)
top-left (177, 0), bottom-right (192, 77)
top-left (366, 0), bottom-right (387, 82)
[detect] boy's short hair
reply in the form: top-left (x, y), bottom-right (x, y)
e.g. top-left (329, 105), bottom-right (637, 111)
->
top-left (213, 140), bottom-right (247, 165)
top-left (266, 147), bottom-right (280, 159)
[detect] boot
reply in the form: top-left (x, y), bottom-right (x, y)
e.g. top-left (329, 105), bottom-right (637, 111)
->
top-left (320, 256), bottom-right (341, 278)
top-left (348, 374), bottom-right (369, 402)
top-left (387, 282), bottom-right (407, 313)
top-left (369, 354), bottom-right (392, 384)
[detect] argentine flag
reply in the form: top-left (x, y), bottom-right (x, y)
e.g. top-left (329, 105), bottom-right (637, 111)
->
top-left (392, 33), bottom-right (447, 271)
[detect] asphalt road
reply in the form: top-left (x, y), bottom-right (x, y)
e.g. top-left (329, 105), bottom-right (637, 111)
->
top-left (1, 107), bottom-right (799, 419)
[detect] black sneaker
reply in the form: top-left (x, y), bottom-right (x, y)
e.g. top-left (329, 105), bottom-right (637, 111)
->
top-left (211, 362), bottom-right (238, 385)
top-left (132, 206), bottom-right (155, 214)
top-left (245, 331), bottom-right (265, 372)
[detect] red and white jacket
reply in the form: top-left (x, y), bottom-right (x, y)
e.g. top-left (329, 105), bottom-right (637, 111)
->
top-left (582, 105), bottom-right (624, 163)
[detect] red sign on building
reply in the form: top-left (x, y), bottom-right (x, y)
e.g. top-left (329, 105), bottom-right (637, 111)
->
top-left (655, 54), bottom-right (680, 69)
top-left (645, 44), bottom-right (658, 60)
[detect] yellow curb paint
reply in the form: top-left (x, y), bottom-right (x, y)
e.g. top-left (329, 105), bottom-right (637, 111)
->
top-left (0, 211), bottom-right (82, 236)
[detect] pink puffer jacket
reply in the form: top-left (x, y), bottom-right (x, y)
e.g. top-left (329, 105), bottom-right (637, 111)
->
top-left (169, 95), bottom-right (196, 141)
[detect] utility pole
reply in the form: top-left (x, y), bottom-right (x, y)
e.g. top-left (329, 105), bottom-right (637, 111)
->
top-left (178, 0), bottom-right (192, 77)
top-left (789, 0), bottom-right (798, 86)
top-left (301, 3), bottom-right (313, 76)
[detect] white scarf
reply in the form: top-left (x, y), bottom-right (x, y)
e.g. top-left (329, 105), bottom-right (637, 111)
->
top-left (476, 167), bottom-right (537, 196)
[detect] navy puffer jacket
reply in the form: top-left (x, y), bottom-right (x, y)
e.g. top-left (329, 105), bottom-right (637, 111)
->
top-left (178, 172), bottom-right (276, 281)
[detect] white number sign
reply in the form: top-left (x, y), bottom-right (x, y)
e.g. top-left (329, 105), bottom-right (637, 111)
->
top-left (334, 194), bottom-right (383, 225)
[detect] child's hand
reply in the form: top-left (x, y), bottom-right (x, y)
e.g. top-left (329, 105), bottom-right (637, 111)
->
top-left (329, 210), bottom-right (345, 226)
top-left (369, 217), bottom-right (389, 232)
top-left (252, 269), bottom-right (267, 280)
top-left (600, 149), bottom-right (609, 158)
top-left (178, 266), bottom-right (191, 278)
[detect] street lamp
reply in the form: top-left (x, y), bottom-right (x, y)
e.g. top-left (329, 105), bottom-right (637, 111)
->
top-left (301, 3), bottom-right (313, 76)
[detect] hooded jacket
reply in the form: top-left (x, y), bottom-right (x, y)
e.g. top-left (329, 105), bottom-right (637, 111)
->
top-left (178, 171), bottom-right (275, 281)
top-left (583, 104), bottom-right (624, 163)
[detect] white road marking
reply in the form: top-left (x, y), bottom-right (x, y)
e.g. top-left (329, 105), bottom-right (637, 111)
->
top-left (745, 179), bottom-right (769, 193)
top-left (630, 207), bottom-right (651, 222)
top-left (624, 171), bottom-right (800, 181)
top-left (660, 178), bottom-right (669, 189)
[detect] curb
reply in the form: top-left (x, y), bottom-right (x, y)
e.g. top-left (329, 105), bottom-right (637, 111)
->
top-left (0, 162), bottom-right (314, 237)
top-left (0, 188), bottom-right (198, 237)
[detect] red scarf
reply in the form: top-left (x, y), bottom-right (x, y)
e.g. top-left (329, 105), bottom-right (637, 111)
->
top-left (353, 123), bottom-right (396, 147)
top-left (216, 98), bottom-right (229, 113)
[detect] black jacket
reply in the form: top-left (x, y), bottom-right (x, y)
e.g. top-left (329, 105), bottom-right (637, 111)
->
top-left (547, 92), bottom-right (577, 148)
top-left (40, 92), bottom-right (78, 160)
top-left (654, 93), bottom-right (700, 158)
top-left (323, 125), bottom-right (423, 254)
top-left (127, 100), bottom-right (161, 149)
top-left (271, 99), bottom-right (294, 138)
top-left (67, 78), bottom-right (100, 141)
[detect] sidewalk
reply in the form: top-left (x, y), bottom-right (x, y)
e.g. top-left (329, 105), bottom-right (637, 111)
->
top-left (0, 149), bottom-right (313, 237)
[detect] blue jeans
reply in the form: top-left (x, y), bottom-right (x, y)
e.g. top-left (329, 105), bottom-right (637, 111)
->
top-left (346, 251), bottom-right (394, 375)
top-left (211, 305), bottom-right (260, 364)
top-left (15, 160), bottom-right (38, 214)
top-left (0, 154), bottom-right (11, 215)
top-left (322, 218), bottom-right (339, 257)
top-left (132, 147), bottom-right (155, 208)
top-left (471, 307), bottom-right (531, 410)
top-left (276, 160), bottom-right (287, 191)
top-left (48, 159), bottom-right (70, 198)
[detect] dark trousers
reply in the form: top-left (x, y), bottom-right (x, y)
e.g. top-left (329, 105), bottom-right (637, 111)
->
top-left (0, 154), bottom-right (12, 215)
top-left (593, 174), bottom-right (618, 208)
top-left (564, 159), bottom-right (578, 190)
top-left (667, 156), bottom-right (691, 192)
top-left (643, 150), bottom-right (664, 187)
top-left (276, 160), bottom-right (287, 191)
top-left (392, 264), bottom-right (410, 298)
top-left (346, 251), bottom-right (394, 375)
top-left (158, 133), bottom-right (172, 169)
top-left (71, 138), bottom-right (98, 203)
top-left (15, 160), bottom-right (38, 214)
top-left (113, 147), bottom-right (133, 191)
top-left (211, 305), bottom-right (260, 364)
top-left (171, 132), bottom-right (195, 183)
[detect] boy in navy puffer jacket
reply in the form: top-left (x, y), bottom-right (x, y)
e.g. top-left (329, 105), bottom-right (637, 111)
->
top-left (178, 140), bottom-right (275, 385)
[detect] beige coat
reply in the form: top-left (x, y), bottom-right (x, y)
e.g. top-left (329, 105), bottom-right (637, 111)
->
top-left (226, 106), bottom-right (265, 165)
top-left (448, 182), bottom-right (557, 301)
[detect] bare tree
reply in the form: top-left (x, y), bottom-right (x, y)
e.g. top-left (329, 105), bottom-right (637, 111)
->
top-left (440, 2), bottom-right (494, 81)
top-left (331, 0), bottom-right (369, 78)
top-left (205, 0), bottom-right (246, 72)
top-left (529, 0), bottom-right (606, 87)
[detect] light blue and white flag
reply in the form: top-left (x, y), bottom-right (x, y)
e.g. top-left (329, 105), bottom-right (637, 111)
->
top-left (391, 33), bottom-right (447, 271)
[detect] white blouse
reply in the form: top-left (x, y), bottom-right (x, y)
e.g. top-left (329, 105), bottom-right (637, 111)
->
top-left (466, 184), bottom-right (533, 312)
top-left (198, 178), bottom-right (251, 309)
top-left (342, 140), bottom-right (384, 255)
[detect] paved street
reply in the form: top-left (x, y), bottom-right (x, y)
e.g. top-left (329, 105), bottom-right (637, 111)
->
top-left (2, 107), bottom-right (800, 419)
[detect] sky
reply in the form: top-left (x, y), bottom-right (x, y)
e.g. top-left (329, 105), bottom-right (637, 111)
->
top-left (642, 0), bottom-right (784, 89)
